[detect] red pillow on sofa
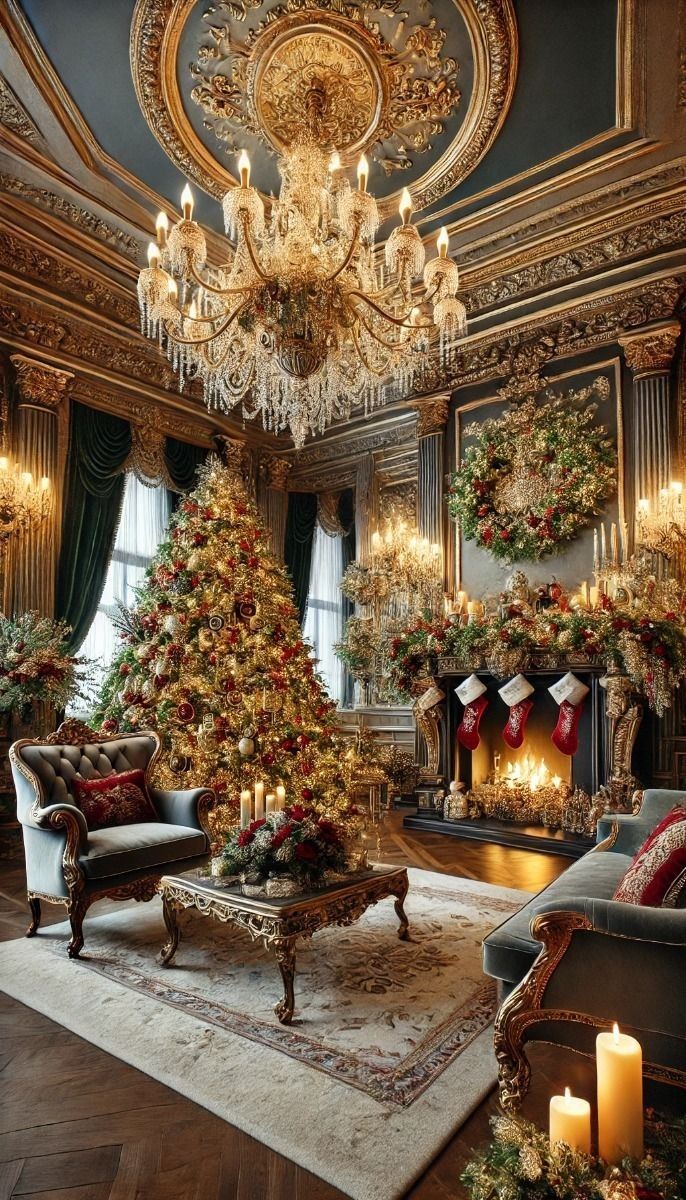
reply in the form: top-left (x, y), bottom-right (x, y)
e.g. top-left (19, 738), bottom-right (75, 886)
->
top-left (613, 806), bottom-right (686, 907)
top-left (72, 769), bottom-right (158, 831)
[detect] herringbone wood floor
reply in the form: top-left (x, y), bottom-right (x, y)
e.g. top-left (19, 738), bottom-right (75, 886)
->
top-left (0, 816), bottom-right (675, 1200)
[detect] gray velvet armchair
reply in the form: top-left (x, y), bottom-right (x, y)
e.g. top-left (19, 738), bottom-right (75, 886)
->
top-left (11, 720), bottom-right (213, 957)
top-left (484, 789), bottom-right (686, 1109)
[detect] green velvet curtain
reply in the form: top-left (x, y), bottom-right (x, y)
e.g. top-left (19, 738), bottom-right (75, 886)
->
top-left (284, 491), bottom-right (318, 623)
top-left (338, 488), bottom-right (356, 708)
top-left (165, 436), bottom-right (208, 504)
top-left (56, 402), bottom-right (131, 651)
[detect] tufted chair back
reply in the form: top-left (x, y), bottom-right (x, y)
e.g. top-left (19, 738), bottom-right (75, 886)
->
top-left (15, 733), bottom-right (158, 814)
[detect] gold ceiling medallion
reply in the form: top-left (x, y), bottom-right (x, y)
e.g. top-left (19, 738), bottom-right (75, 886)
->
top-left (130, 0), bottom-right (518, 215)
top-left (190, 3), bottom-right (459, 174)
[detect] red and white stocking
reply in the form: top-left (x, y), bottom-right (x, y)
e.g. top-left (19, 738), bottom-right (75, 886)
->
top-left (457, 694), bottom-right (488, 751)
top-left (498, 674), bottom-right (535, 750)
top-left (551, 699), bottom-right (582, 756)
top-left (502, 698), bottom-right (534, 749)
top-left (548, 673), bottom-right (589, 757)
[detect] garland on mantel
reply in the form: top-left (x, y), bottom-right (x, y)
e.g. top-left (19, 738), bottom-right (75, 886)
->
top-left (447, 381), bottom-right (616, 563)
top-left (388, 575), bottom-right (686, 715)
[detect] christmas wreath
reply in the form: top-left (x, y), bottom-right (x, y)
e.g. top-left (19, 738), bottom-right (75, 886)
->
top-left (448, 380), bottom-right (616, 563)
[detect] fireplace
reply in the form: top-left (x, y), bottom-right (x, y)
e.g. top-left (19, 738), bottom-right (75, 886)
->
top-left (406, 665), bottom-right (609, 856)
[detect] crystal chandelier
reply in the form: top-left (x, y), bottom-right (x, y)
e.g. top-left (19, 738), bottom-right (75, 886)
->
top-left (0, 455), bottom-right (51, 559)
top-left (137, 135), bottom-right (466, 449)
top-left (370, 519), bottom-right (443, 615)
top-left (635, 481), bottom-right (686, 569)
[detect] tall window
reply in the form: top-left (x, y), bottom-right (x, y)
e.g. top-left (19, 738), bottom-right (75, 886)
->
top-left (303, 523), bottom-right (344, 705)
top-left (78, 473), bottom-right (171, 690)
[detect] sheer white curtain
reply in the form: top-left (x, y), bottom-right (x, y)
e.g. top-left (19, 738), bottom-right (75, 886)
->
top-left (78, 473), bottom-right (171, 694)
top-left (303, 522), bottom-right (344, 705)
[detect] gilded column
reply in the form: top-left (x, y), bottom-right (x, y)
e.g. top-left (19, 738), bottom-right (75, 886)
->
top-left (6, 355), bottom-right (73, 617)
top-left (408, 392), bottom-right (450, 570)
top-left (261, 455), bottom-right (291, 561)
top-left (355, 452), bottom-right (378, 565)
top-left (618, 321), bottom-right (681, 507)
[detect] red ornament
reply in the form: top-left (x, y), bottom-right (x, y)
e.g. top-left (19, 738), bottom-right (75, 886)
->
top-left (261, 752), bottom-right (275, 767)
top-left (296, 733), bottom-right (310, 749)
top-left (102, 718), bottom-right (118, 732)
top-left (301, 788), bottom-right (314, 802)
top-left (176, 702), bottom-right (195, 723)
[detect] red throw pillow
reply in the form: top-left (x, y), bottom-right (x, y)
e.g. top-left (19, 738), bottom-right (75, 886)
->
top-left (613, 807), bottom-right (686, 907)
top-left (72, 769), bottom-right (158, 831)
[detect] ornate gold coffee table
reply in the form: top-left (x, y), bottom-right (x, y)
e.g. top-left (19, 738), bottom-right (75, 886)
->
top-left (157, 865), bottom-right (410, 1024)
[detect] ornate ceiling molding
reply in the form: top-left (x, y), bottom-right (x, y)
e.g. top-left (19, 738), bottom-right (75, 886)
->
top-left (415, 276), bottom-right (685, 395)
top-left (462, 198), bottom-right (686, 315)
top-left (0, 174), bottom-right (142, 261)
top-left (0, 75), bottom-right (39, 141)
top-left (130, 0), bottom-right (517, 216)
top-left (68, 377), bottom-right (214, 446)
top-left (262, 454), bottom-right (291, 491)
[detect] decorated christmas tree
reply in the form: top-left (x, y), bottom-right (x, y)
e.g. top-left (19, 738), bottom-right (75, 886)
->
top-left (94, 457), bottom-right (345, 814)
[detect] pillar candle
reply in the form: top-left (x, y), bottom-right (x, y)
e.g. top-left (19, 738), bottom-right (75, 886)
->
top-left (276, 784), bottom-right (286, 810)
top-left (239, 790), bottom-right (252, 829)
top-left (593, 528), bottom-right (599, 573)
top-left (265, 793), bottom-right (276, 813)
top-left (600, 523), bottom-right (607, 564)
top-left (549, 1087), bottom-right (591, 1155)
top-left (254, 781), bottom-right (265, 821)
top-left (596, 1023), bottom-right (643, 1164)
top-left (610, 523), bottom-right (619, 565)
top-left (589, 585), bottom-right (599, 609)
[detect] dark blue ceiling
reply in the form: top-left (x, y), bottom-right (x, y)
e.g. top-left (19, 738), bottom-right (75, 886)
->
top-left (19, 0), bottom-right (620, 240)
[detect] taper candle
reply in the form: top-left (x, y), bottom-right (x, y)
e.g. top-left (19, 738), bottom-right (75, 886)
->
top-left (254, 781), bottom-right (265, 821)
top-left (596, 1023), bottom-right (643, 1164)
top-left (239, 790), bottom-right (252, 829)
top-left (549, 1087), bottom-right (591, 1154)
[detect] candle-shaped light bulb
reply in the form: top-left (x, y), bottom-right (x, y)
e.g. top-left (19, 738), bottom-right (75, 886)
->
top-left (437, 226), bottom-right (449, 258)
top-left (20, 471), bottom-right (32, 486)
top-left (638, 497), bottom-right (649, 514)
top-left (238, 149), bottom-right (251, 188)
top-left (147, 241), bottom-right (161, 268)
top-left (40, 476), bottom-right (50, 491)
top-left (671, 480), bottom-right (683, 495)
top-left (188, 297), bottom-right (198, 320)
top-left (328, 149), bottom-right (341, 173)
top-left (155, 210), bottom-right (169, 246)
top-left (181, 183), bottom-right (194, 219)
top-left (167, 276), bottom-right (178, 299)
top-left (357, 154), bottom-right (369, 192)
top-left (399, 187), bottom-right (413, 224)
top-left (0, 457), bottom-right (8, 471)
top-left (410, 305), bottom-right (421, 326)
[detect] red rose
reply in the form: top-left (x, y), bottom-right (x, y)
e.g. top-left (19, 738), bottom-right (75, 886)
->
top-left (102, 718), bottom-right (118, 732)
top-left (193, 533), bottom-right (206, 546)
top-left (237, 829), bottom-right (254, 847)
top-left (239, 539), bottom-right (251, 553)
top-left (247, 556), bottom-right (259, 569)
top-left (287, 804), bottom-right (309, 821)
top-left (654, 644), bottom-right (666, 656)
top-left (482, 527), bottom-right (493, 545)
top-left (120, 663), bottom-right (131, 676)
top-left (499, 529), bottom-right (510, 542)
top-left (300, 789), bottom-right (314, 803)
top-left (526, 515), bottom-right (541, 528)
top-left (477, 505), bottom-right (490, 517)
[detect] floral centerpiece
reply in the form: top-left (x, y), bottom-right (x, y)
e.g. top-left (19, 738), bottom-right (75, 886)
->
top-left (0, 612), bottom-right (90, 718)
top-left (218, 805), bottom-right (363, 896)
top-left (447, 383), bottom-right (616, 563)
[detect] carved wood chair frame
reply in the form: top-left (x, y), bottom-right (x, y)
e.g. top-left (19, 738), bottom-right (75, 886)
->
top-left (10, 719), bottom-right (213, 958)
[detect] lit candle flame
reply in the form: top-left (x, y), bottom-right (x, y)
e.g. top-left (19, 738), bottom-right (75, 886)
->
top-left (181, 183), bottom-right (194, 219)
top-left (613, 1022), bottom-right (620, 1044)
top-left (238, 149), bottom-right (251, 188)
top-left (147, 241), bottom-right (161, 268)
top-left (328, 150), bottom-right (341, 173)
top-left (437, 226), bottom-right (449, 257)
top-left (399, 187), bottom-right (413, 224)
top-left (357, 154), bottom-right (369, 192)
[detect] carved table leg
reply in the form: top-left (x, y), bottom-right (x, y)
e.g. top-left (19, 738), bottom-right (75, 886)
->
top-left (26, 895), bottom-right (41, 938)
top-left (160, 895), bottom-right (181, 966)
top-left (392, 877), bottom-right (410, 941)
top-left (272, 937), bottom-right (297, 1024)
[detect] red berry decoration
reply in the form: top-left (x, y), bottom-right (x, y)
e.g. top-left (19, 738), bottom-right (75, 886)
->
top-left (301, 788), bottom-right (314, 802)
top-left (261, 752), bottom-right (275, 767)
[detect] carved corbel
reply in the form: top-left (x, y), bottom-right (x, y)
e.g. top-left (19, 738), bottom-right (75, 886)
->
top-left (618, 320), bottom-right (681, 379)
top-left (408, 393), bottom-right (450, 438)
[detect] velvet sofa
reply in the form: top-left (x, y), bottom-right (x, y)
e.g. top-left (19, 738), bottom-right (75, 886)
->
top-left (11, 720), bottom-right (212, 957)
top-left (482, 789), bottom-right (686, 1109)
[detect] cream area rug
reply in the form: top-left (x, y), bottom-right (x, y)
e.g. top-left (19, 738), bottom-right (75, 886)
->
top-left (0, 868), bottom-right (525, 1200)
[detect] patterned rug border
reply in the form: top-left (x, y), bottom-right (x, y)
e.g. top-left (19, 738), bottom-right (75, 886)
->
top-left (49, 879), bottom-right (520, 1109)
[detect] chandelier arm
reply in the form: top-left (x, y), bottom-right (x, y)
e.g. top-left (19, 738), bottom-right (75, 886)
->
top-left (350, 322), bottom-right (394, 378)
top-left (163, 301), bottom-right (249, 347)
top-left (347, 297), bottom-right (408, 352)
top-left (348, 289), bottom-right (415, 328)
top-left (189, 263), bottom-right (250, 298)
top-left (324, 219), bottom-right (362, 284)
top-left (239, 213), bottom-right (271, 282)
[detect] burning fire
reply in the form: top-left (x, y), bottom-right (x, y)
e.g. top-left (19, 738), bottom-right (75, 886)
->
top-left (502, 755), bottom-right (562, 792)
